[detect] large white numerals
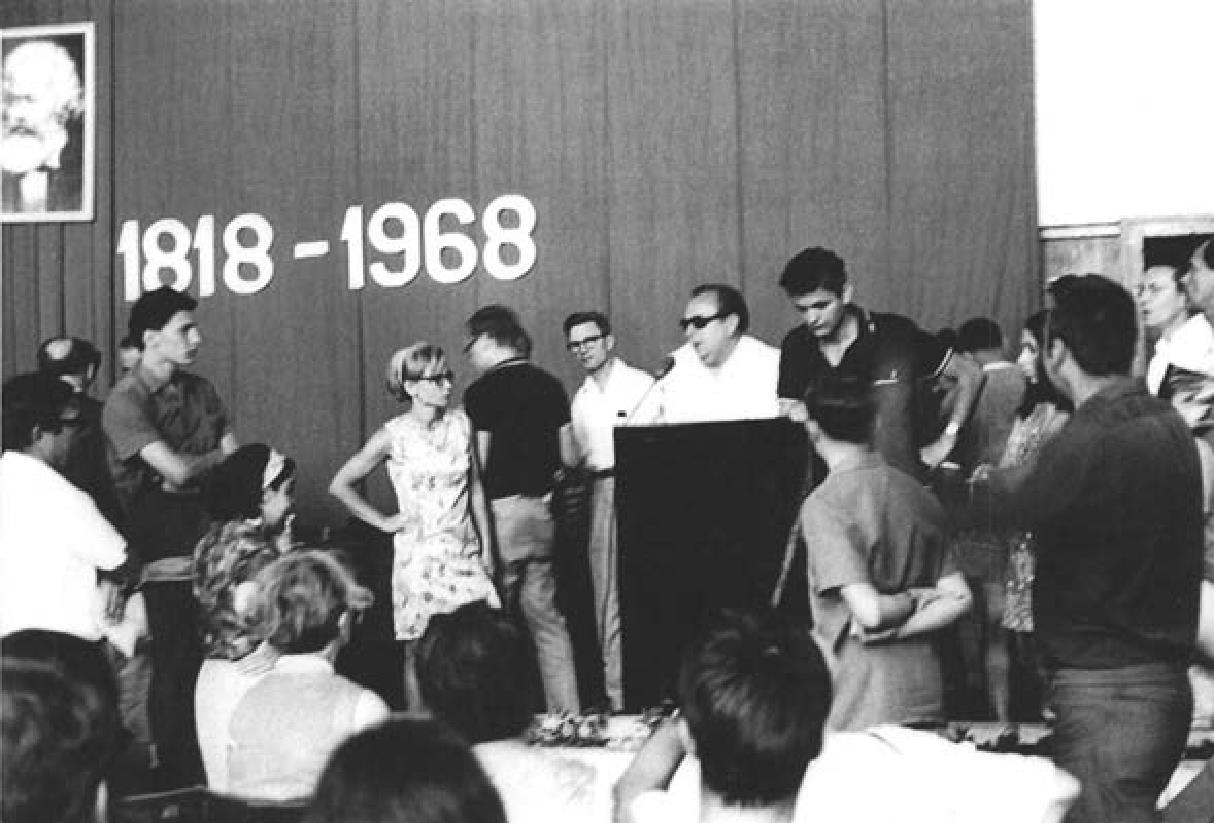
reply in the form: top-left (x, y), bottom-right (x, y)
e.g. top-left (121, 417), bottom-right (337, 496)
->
top-left (118, 194), bottom-right (538, 300)
top-left (367, 202), bottom-right (421, 288)
top-left (425, 198), bottom-right (478, 284)
top-left (141, 218), bottom-right (192, 292)
top-left (222, 213), bottom-right (274, 295)
top-left (117, 213), bottom-right (276, 300)
top-left (482, 194), bottom-right (537, 281)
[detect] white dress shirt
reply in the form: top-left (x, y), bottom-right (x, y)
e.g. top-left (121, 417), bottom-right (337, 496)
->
top-left (658, 335), bottom-right (780, 424)
top-left (571, 358), bottom-right (657, 471)
top-left (0, 451), bottom-right (127, 640)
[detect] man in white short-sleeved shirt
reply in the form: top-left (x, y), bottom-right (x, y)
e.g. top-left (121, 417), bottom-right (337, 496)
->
top-left (564, 310), bottom-right (655, 710)
top-left (0, 373), bottom-right (128, 640)
top-left (657, 284), bottom-right (780, 424)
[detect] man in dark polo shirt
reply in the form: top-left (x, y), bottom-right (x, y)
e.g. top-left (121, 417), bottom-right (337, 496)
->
top-left (776, 246), bottom-right (983, 479)
top-left (463, 305), bottom-right (580, 713)
top-left (1013, 274), bottom-right (1201, 823)
top-left (102, 285), bottom-right (236, 787)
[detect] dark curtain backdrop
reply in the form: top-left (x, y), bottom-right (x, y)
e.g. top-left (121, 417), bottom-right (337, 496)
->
top-left (2, 0), bottom-right (1037, 528)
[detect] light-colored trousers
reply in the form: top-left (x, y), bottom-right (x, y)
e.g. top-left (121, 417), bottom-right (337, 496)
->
top-left (588, 476), bottom-right (623, 710)
top-left (492, 494), bottom-right (581, 713)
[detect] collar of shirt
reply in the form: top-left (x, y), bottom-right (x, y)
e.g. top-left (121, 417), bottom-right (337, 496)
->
top-left (133, 362), bottom-right (175, 396)
top-left (272, 654), bottom-right (335, 674)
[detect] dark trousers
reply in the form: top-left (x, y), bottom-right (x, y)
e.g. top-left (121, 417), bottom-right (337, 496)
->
top-left (143, 580), bottom-right (205, 788)
top-left (1051, 662), bottom-right (1192, 823)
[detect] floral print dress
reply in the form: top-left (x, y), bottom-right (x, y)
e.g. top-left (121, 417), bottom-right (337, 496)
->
top-left (999, 402), bottom-right (1065, 632)
top-left (384, 409), bottom-right (499, 641)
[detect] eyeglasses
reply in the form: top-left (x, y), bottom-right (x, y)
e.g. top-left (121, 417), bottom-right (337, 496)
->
top-left (566, 334), bottom-right (606, 352)
top-left (679, 313), bottom-right (725, 331)
top-left (416, 370), bottom-right (455, 384)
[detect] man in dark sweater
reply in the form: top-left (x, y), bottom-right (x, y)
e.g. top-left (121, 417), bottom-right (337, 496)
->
top-left (1013, 274), bottom-right (1201, 823)
top-left (463, 305), bottom-right (580, 713)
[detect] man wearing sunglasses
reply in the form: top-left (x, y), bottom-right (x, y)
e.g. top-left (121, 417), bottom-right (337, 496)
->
top-left (1, 372), bottom-right (130, 644)
top-left (776, 247), bottom-right (983, 479)
top-left (657, 284), bottom-right (780, 424)
top-left (564, 310), bottom-right (655, 711)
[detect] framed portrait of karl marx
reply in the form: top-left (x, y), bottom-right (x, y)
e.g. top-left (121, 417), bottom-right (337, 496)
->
top-left (1, 22), bottom-right (94, 223)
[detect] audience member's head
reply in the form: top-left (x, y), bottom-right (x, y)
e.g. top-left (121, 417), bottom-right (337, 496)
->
top-left (253, 550), bottom-right (371, 656)
top-left (677, 610), bottom-right (833, 810)
top-left (681, 284), bottom-right (749, 367)
top-left (1136, 264), bottom-right (1190, 334)
top-left (205, 444), bottom-right (296, 531)
top-left (36, 336), bottom-right (102, 390)
top-left (956, 317), bottom-right (1004, 356)
top-left (415, 602), bottom-right (538, 744)
top-left (1045, 274), bottom-right (1137, 382)
top-left (802, 375), bottom-right (875, 446)
top-left (126, 285), bottom-right (198, 356)
top-left (305, 717), bottom-right (506, 823)
top-left (385, 342), bottom-right (454, 406)
top-left (1181, 238), bottom-right (1214, 315)
top-left (117, 335), bottom-right (140, 377)
top-left (2, 632), bottom-right (121, 823)
top-left (2, 372), bottom-right (79, 458)
top-left (465, 305), bottom-right (531, 364)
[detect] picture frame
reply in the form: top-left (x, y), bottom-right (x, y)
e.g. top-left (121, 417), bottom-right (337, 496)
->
top-left (1, 21), bottom-right (95, 223)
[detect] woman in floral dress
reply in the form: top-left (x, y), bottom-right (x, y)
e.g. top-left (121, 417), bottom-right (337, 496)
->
top-left (971, 310), bottom-right (1071, 727)
top-left (330, 342), bottom-right (498, 708)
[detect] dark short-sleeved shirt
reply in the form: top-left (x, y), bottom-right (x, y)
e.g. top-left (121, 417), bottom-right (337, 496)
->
top-left (1013, 378), bottom-right (1201, 670)
top-left (464, 359), bottom-right (571, 500)
top-left (779, 308), bottom-right (950, 477)
top-left (102, 366), bottom-right (229, 560)
top-left (803, 452), bottom-right (956, 653)
top-left (61, 393), bottom-right (125, 529)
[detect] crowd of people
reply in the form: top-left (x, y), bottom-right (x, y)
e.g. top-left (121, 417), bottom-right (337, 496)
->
top-left (4, 238), bottom-right (1214, 823)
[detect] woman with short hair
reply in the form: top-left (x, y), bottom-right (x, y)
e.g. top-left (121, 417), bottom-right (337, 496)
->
top-left (329, 342), bottom-right (498, 709)
top-left (225, 550), bottom-right (388, 802)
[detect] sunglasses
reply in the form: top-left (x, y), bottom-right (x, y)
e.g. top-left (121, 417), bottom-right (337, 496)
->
top-left (415, 370), bottom-right (455, 384)
top-left (679, 313), bottom-right (725, 331)
top-left (566, 334), bottom-right (606, 352)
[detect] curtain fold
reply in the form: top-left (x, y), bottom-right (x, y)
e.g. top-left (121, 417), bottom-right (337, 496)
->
top-left (1, 0), bottom-right (1037, 525)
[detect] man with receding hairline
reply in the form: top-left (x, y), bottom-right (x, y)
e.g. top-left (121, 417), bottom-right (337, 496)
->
top-left (656, 284), bottom-right (780, 424)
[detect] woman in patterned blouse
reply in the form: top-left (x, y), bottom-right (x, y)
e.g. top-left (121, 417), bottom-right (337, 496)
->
top-left (192, 443), bottom-right (296, 790)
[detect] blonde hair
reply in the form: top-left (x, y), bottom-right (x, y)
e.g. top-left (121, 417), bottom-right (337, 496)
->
top-left (385, 342), bottom-right (447, 403)
top-left (253, 550), bottom-right (371, 654)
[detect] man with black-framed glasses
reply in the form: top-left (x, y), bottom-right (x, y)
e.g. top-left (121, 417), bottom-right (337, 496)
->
top-left (564, 310), bottom-right (654, 711)
top-left (656, 284), bottom-right (780, 424)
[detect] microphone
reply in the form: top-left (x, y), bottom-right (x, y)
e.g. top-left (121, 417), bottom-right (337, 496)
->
top-left (653, 354), bottom-right (677, 380)
top-left (626, 354), bottom-right (676, 424)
